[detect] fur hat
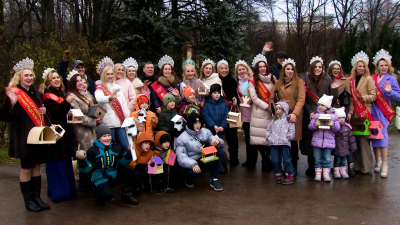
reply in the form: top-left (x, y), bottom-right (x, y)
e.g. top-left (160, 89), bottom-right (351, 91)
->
top-left (184, 86), bottom-right (196, 99)
top-left (187, 112), bottom-right (204, 130)
top-left (334, 107), bottom-right (346, 118)
top-left (318, 94), bottom-right (333, 108)
top-left (96, 125), bottom-right (111, 139)
top-left (163, 93), bottom-right (175, 107)
top-left (210, 83), bottom-right (221, 95)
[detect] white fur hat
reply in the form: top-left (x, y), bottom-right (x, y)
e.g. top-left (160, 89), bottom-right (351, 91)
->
top-left (318, 94), bottom-right (333, 108)
top-left (334, 107), bottom-right (346, 118)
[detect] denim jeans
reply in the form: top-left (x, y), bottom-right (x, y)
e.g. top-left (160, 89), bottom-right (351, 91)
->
top-left (346, 153), bottom-right (353, 164)
top-left (110, 127), bottom-right (129, 151)
top-left (334, 156), bottom-right (347, 167)
top-left (313, 147), bottom-right (332, 168)
top-left (270, 145), bottom-right (296, 176)
top-left (186, 147), bottom-right (222, 180)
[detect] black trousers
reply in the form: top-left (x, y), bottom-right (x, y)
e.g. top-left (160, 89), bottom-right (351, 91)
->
top-left (225, 127), bottom-right (239, 160)
top-left (248, 145), bottom-right (273, 169)
top-left (290, 141), bottom-right (299, 173)
top-left (135, 163), bottom-right (180, 189)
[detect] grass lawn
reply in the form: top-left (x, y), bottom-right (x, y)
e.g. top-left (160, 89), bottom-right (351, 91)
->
top-left (0, 148), bottom-right (19, 165)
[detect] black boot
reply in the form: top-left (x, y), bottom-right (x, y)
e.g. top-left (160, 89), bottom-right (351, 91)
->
top-left (348, 162), bottom-right (356, 177)
top-left (120, 186), bottom-right (139, 205)
top-left (261, 147), bottom-right (273, 172)
top-left (95, 193), bottom-right (105, 206)
top-left (20, 181), bottom-right (42, 212)
top-left (305, 156), bottom-right (315, 177)
top-left (31, 176), bottom-right (50, 210)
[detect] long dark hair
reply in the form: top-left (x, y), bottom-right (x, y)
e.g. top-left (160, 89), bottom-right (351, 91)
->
top-left (253, 61), bottom-right (274, 99)
top-left (157, 64), bottom-right (178, 87)
top-left (276, 63), bottom-right (300, 102)
top-left (68, 74), bottom-right (89, 104)
top-left (308, 60), bottom-right (324, 92)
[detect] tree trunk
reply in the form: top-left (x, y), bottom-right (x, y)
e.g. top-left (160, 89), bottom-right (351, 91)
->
top-left (92, 0), bottom-right (103, 38)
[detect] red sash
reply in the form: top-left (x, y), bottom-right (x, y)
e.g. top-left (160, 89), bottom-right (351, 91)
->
top-left (95, 84), bottom-right (125, 124)
top-left (43, 93), bottom-right (64, 104)
top-left (250, 80), bottom-right (270, 104)
top-left (304, 83), bottom-right (320, 104)
top-left (349, 77), bottom-right (374, 121)
top-left (371, 74), bottom-right (395, 122)
top-left (150, 82), bottom-right (168, 102)
top-left (10, 87), bottom-right (44, 126)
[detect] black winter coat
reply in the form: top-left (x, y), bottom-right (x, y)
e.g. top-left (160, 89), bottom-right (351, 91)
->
top-left (219, 73), bottom-right (240, 103)
top-left (332, 124), bottom-right (357, 157)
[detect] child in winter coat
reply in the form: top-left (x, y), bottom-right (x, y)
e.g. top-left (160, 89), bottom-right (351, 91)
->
top-left (179, 86), bottom-right (202, 121)
top-left (266, 102), bottom-right (296, 184)
top-left (332, 107), bottom-right (357, 179)
top-left (308, 94), bottom-right (341, 182)
top-left (129, 94), bottom-right (158, 135)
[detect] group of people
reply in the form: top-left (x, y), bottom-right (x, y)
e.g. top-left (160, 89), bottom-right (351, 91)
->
top-left (0, 42), bottom-right (399, 212)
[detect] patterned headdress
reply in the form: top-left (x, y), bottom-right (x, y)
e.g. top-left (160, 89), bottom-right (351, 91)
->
top-left (13, 57), bottom-right (34, 73)
top-left (122, 57), bottom-right (138, 70)
top-left (328, 60), bottom-right (341, 68)
top-left (158, 55), bottom-right (174, 69)
top-left (182, 58), bottom-right (196, 69)
top-left (202, 58), bottom-right (215, 67)
top-left (252, 54), bottom-right (268, 68)
top-left (217, 59), bottom-right (229, 69)
top-left (281, 58), bottom-right (296, 67)
top-left (373, 49), bottom-right (392, 66)
top-left (235, 60), bottom-right (249, 70)
top-left (66, 70), bottom-right (79, 81)
top-left (310, 56), bottom-right (323, 65)
top-left (351, 51), bottom-right (369, 67)
top-left (96, 57), bottom-right (114, 75)
top-left (42, 68), bottom-right (56, 80)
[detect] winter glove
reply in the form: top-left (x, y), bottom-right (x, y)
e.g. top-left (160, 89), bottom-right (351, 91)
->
top-left (62, 48), bottom-right (72, 62)
top-left (328, 120), bottom-right (333, 126)
top-left (316, 119), bottom-right (321, 127)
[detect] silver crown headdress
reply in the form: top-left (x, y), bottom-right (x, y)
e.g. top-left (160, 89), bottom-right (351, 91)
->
top-left (122, 57), bottom-right (138, 70)
top-left (13, 57), bottom-right (34, 73)
top-left (351, 51), bottom-right (369, 67)
top-left (282, 58), bottom-right (296, 67)
top-left (182, 58), bottom-right (196, 69)
top-left (235, 60), bottom-right (249, 70)
top-left (42, 68), bottom-right (56, 80)
top-left (66, 70), bottom-right (79, 81)
top-left (252, 54), bottom-right (268, 68)
top-left (373, 49), bottom-right (392, 66)
top-left (217, 59), bottom-right (229, 69)
top-left (328, 60), bottom-right (341, 68)
top-left (310, 56), bottom-right (323, 65)
top-left (158, 55), bottom-right (174, 69)
top-left (202, 58), bottom-right (215, 67)
top-left (96, 56), bottom-right (114, 75)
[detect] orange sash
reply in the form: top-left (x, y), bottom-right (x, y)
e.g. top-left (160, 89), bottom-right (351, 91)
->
top-left (150, 82), bottom-right (167, 102)
top-left (95, 84), bottom-right (125, 124)
top-left (304, 83), bottom-right (320, 104)
top-left (349, 77), bottom-right (374, 121)
top-left (250, 80), bottom-right (270, 103)
top-left (371, 74), bottom-right (395, 122)
top-left (43, 93), bottom-right (64, 104)
top-left (10, 87), bottom-right (44, 126)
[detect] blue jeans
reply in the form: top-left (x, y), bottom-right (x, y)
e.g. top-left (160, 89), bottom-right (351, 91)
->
top-left (270, 145), bottom-right (296, 176)
top-left (110, 127), bottom-right (129, 151)
top-left (313, 147), bottom-right (332, 168)
top-left (334, 156), bottom-right (347, 167)
top-left (346, 153), bottom-right (353, 164)
top-left (186, 147), bottom-right (222, 180)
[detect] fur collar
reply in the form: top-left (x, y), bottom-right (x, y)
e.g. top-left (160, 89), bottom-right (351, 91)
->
top-left (158, 75), bottom-right (176, 87)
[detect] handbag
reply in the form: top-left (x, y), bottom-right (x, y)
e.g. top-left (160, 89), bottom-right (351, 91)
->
top-left (226, 105), bottom-right (242, 128)
top-left (366, 103), bottom-right (384, 139)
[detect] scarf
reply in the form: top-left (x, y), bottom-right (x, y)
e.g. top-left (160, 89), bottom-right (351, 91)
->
top-left (331, 73), bottom-right (343, 81)
top-left (238, 74), bottom-right (249, 82)
top-left (158, 75), bottom-right (176, 86)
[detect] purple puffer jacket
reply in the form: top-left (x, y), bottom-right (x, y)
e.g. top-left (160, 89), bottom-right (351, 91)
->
top-left (308, 107), bottom-right (340, 149)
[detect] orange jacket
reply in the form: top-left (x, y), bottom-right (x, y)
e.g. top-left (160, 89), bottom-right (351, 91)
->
top-left (128, 131), bottom-right (159, 168)
top-left (129, 94), bottom-right (158, 134)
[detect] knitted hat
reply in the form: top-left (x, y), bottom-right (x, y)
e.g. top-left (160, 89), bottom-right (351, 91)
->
top-left (96, 125), bottom-right (111, 139)
top-left (184, 86), bottom-right (195, 99)
top-left (334, 107), bottom-right (346, 118)
top-left (318, 94), bottom-right (333, 108)
top-left (187, 112), bottom-right (204, 130)
top-left (163, 93), bottom-right (176, 107)
top-left (137, 94), bottom-right (149, 108)
top-left (210, 83), bottom-right (221, 95)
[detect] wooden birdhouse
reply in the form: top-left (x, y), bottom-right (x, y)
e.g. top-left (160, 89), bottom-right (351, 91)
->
top-left (317, 114), bottom-right (332, 130)
top-left (366, 121), bottom-right (384, 139)
top-left (163, 150), bottom-right (176, 166)
top-left (198, 83), bottom-right (210, 95)
top-left (88, 104), bottom-right (107, 119)
top-left (200, 146), bottom-right (219, 163)
top-left (240, 95), bottom-right (251, 108)
top-left (27, 127), bottom-right (56, 144)
top-left (227, 111), bottom-right (242, 128)
top-left (185, 104), bottom-right (200, 117)
top-left (138, 108), bottom-right (147, 123)
top-left (147, 157), bottom-right (164, 174)
top-left (67, 109), bottom-right (84, 123)
top-left (50, 124), bottom-right (65, 141)
top-left (351, 118), bottom-right (371, 135)
top-left (171, 114), bottom-right (186, 131)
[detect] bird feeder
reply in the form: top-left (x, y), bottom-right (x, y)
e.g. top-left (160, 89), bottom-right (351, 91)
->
top-left (185, 104), bottom-right (200, 117)
top-left (88, 104), bottom-right (107, 119)
top-left (171, 114), bottom-right (186, 131)
top-left (198, 83), bottom-right (210, 95)
top-left (200, 146), bottom-right (219, 163)
top-left (240, 95), bottom-right (251, 108)
top-left (27, 127), bottom-right (56, 144)
top-left (227, 111), bottom-right (242, 128)
top-left (67, 109), bottom-right (84, 123)
top-left (147, 157), bottom-right (164, 174)
top-left (317, 114), bottom-right (332, 130)
top-left (164, 150), bottom-right (176, 166)
top-left (351, 118), bottom-right (371, 135)
top-left (50, 124), bottom-right (65, 141)
top-left (366, 121), bottom-right (384, 139)
top-left (138, 108), bottom-right (147, 123)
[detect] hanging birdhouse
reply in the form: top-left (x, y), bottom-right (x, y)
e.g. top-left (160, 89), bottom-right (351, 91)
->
top-left (198, 83), bottom-right (210, 95)
top-left (67, 109), bottom-right (84, 123)
top-left (366, 121), bottom-right (384, 139)
top-left (185, 104), bottom-right (200, 117)
top-left (121, 117), bottom-right (140, 149)
top-left (317, 114), bottom-right (332, 130)
top-left (200, 146), bottom-right (219, 163)
top-left (27, 127), bottom-right (57, 144)
top-left (50, 124), bottom-right (65, 141)
top-left (351, 118), bottom-right (371, 135)
top-left (240, 95), bottom-right (251, 108)
top-left (138, 108), bottom-right (147, 123)
top-left (227, 111), bottom-right (242, 128)
top-left (147, 157), bottom-right (164, 174)
top-left (164, 150), bottom-right (176, 166)
top-left (171, 114), bottom-right (186, 131)
top-left (88, 104), bottom-right (107, 119)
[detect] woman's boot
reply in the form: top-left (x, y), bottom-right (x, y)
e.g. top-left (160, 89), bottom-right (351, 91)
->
top-left (31, 176), bottom-right (50, 210)
top-left (20, 181), bottom-right (42, 212)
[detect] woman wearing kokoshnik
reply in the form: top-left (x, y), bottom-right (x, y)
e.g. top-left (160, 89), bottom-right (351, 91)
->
top-left (370, 49), bottom-right (400, 177)
top-left (180, 57), bottom-right (205, 105)
top-left (114, 62), bottom-right (136, 113)
top-left (348, 51), bottom-right (376, 174)
top-left (94, 57), bottom-right (130, 152)
top-left (201, 59), bottom-right (223, 95)
top-left (150, 55), bottom-right (182, 115)
top-left (123, 57), bottom-right (150, 96)
top-left (300, 56), bottom-right (339, 176)
top-left (40, 68), bottom-right (77, 203)
top-left (6, 58), bottom-right (50, 212)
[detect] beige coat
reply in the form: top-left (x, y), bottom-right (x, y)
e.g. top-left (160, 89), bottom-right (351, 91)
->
top-left (332, 77), bottom-right (354, 115)
top-left (350, 75), bottom-right (377, 118)
top-left (249, 75), bottom-right (275, 145)
top-left (270, 78), bottom-right (306, 141)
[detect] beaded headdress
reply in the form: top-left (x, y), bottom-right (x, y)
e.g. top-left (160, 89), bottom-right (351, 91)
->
top-left (373, 49), bottom-right (392, 66)
top-left (13, 57), bottom-right (34, 73)
top-left (310, 56), bottom-right (323, 65)
top-left (252, 54), bottom-right (268, 68)
top-left (42, 68), bottom-right (56, 80)
top-left (96, 57), bottom-right (114, 75)
top-left (202, 58), bottom-right (215, 67)
top-left (122, 57), bottom-right (138, 70)
top-left (217, 59), bottom-right (228, 69)
top-left (328, 60), bottom-right (341, 68)
top-left (66, 70), bottom-right (79, 81)
top-left (158, 55), bottom-right (174, 69)
top-left (235, 60), bottom-right (249, 70)
top-left (281, 58), bottom-right (296, 67)
top-left (182, 58), bottom-right (196, 69)
top-left (351, 51), bottom-right (369, 67)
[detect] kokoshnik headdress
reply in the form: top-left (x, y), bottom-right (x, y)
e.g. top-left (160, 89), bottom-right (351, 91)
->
top-left (373, 49), bottom-right (392, 66)
top-left (42, 68), bottom-right (56, 80)
top-left (202, 58), bottom-right (215, 67)
top-left (281, 58), bottom-right (296, 67)
top-left (235, 60), bottom-right (249, 70)
top-left (328, 60), bottom-right (341, 68)
top-left (310, 56), bottom-right (323, 65)
top-left (122, 57), bottom-right (139, 70)
top-left (252, 54), bottom-right (268, 68)
top-left (158, 55), bottom-right (174, 69)
top-left (96, 56), bottom-right (114, 75)
top-left (351, 51), bottom-right (369, 67)
top-left (13, 57), bottom-right (34, 73)
top-left (66, 70), bottom-right (79, 81)
top-left (182, 58), bottom-right (196, 69)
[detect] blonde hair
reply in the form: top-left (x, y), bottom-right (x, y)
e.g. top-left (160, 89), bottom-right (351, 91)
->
top-left (39, 70), bottom-right (65, 94)
top-left (8, 68), bottom-right (35, 87)
top-left (234, 63), bottom-right (253, 81)
top-left (113, 63), bottom-right (126, 80)
top-left (125, 65), bottom-right (137, 80)
top-left (375, 58), bottom-right (395, 76)
top-left (100, 66), bottom-right (114, 86)
top-left (350, 60), bottom-right (370, 78)
top-left (182, 64), bottom-right (198, 79)
top-left (200, 63), bottom-right (216, 80)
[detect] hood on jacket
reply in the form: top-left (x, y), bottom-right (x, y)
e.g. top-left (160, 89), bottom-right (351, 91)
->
top-left (136, 131), bottom-right (155, 154)
top-left (275, 101), bottom-right (290, 116)
top-left (154, 131), bottom-right (171, 149)
top-left (134, 94), bottom-right (150, 111)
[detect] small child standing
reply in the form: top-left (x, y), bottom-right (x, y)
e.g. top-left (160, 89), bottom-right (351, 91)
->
top-left (130, 94), bottom-right (158, 135)
top-left (308, 94), bottom-right (341, 182)
top-left (332, 107), bottom-right (357, 179)
top-left (157, 93), bottom-right (183, 148)
top-left (266, 102), bottom-right (296, 184)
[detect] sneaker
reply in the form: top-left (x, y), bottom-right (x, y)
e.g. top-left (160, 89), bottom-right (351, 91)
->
top-left (348, 163), bottom-right (355, 177)
top-left (210, 179), bottom-right (223, 191)
top-left (185, 177), bottom-right (194, 188)
top-left (282, 174), bottom-right (295, 185)
top-left (275, 173), bottom-right (283, 184)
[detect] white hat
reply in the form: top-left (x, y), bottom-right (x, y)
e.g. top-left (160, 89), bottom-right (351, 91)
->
top-left (318, 94), bottom-right (333, 108)
top-left (334, 107), bottom-right (346, 118)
